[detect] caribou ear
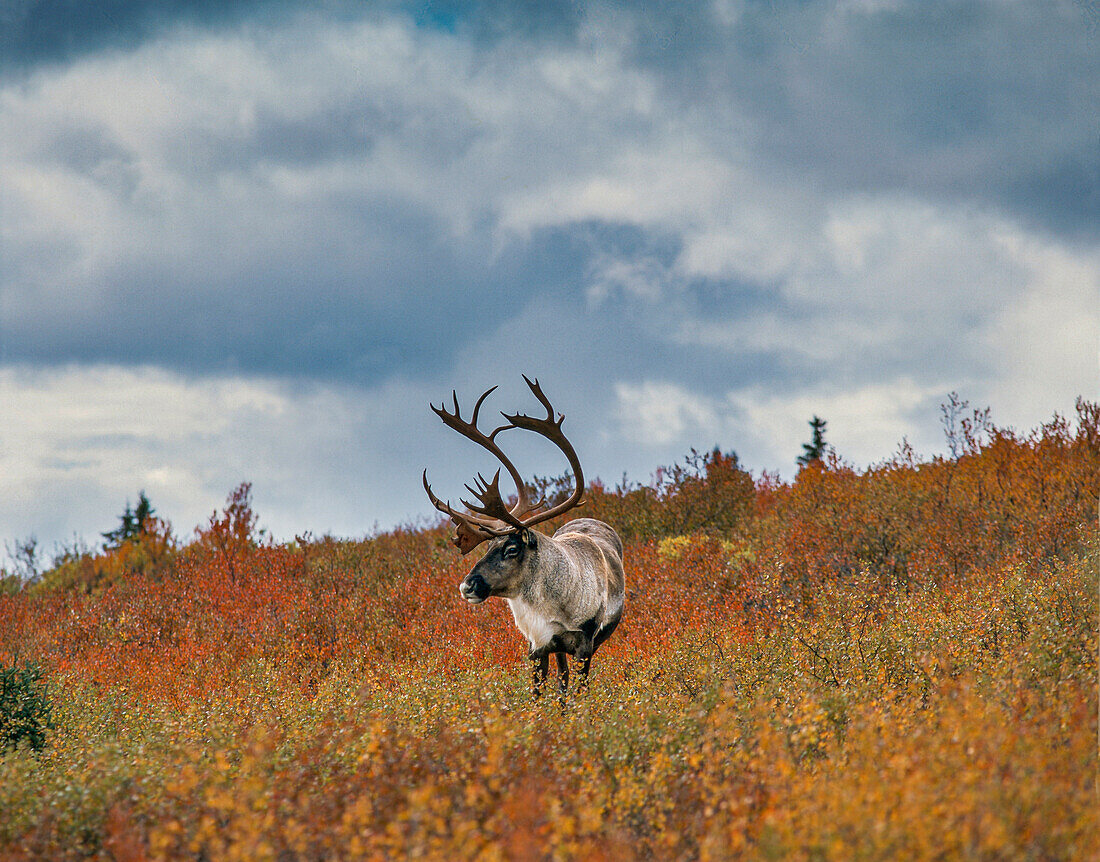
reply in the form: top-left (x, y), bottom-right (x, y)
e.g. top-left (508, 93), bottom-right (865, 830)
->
top-left (521, 528), bottom-right (537, 549)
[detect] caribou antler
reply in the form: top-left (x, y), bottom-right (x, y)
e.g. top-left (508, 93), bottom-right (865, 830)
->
top-left (429, 386), bottom-right (540, 517)
top-left (498, 375), bottom-right (585, 528)
top-left (422, 470), bottom-right (512, 553)
top-left (423, 377), bottom-right (586, 553)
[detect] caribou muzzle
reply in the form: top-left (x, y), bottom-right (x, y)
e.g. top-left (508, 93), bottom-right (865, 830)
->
top-left (459, 573), bottom-right (491, 604)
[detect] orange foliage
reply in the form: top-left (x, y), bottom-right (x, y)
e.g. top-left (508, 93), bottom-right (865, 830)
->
top-left (36, 515), bottom-right (177, 595)
top-left (745, 398), bottom-right (1099, 598)
top-left (0, 402), bottom-right (1096, 860)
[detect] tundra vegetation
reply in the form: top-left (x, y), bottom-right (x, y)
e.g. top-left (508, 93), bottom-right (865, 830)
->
top-left (0, 399), bottom-right (1096, 860)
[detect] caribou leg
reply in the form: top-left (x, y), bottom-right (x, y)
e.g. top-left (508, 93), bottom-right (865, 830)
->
top-left (555, 652), bottom-right (570, 701)
top-left (531, 653), bottom-right (549, 699)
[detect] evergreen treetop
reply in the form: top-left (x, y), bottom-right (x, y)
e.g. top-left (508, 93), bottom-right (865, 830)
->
top-left (102, 491), bottom-right (155, 549)
top-left (797, 416), bottom-right (828, 467)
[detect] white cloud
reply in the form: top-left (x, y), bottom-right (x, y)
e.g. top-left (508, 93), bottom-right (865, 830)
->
top-left (0, 15), bottom-right (675, 334)
top-left (673, 312), bottom-right (898, 363)
top-left (727, 379), bottom-right (945, 469)
top-left (0, 365), bottom-right (441, 551)
top-left (611, 377), bottom-right (945, 476)
top-left (668, 192), bottom-right (1098, 408)
top-left (1, 8), bottom-right (1081, 369)
top-left (981, 229), bottom-right (1100, 428)
top-left (613, 381), bottom-right (724, 447)
top-left (586, 253), bottom-right (670, 304)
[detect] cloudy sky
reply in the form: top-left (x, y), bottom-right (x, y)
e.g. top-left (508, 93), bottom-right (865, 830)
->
top-left (1, 0), bottom-right (1097, 555)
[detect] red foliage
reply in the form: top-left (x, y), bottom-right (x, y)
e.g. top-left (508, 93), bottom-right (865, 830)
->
top-left (0, 402), bottom-right (1095, 860)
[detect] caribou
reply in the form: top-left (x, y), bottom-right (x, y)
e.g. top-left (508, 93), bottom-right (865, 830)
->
top-left (423, 376), bottom-right (625, 698)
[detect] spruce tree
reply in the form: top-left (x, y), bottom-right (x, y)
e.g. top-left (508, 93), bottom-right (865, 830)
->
top-left (102, 491), bottom-right (155, 549)
top-left (796, 416), bottom-right (828, 467)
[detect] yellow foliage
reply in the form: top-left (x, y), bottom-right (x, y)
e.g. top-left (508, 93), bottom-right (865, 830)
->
top-left (0, 406), bottom-right (1097, 859)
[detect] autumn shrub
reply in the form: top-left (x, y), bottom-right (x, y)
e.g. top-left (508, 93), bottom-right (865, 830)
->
top-left (742, 397), bottom-right (1100, 599)
top-left (36, 515), bottom-right (177, 595)
top-left (0, 401), bottom-right (1096, 859)
top-left (581, 448), bottom-right (755, 542)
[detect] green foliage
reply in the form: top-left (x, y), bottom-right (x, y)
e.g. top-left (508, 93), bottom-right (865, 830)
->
top-left (102, 491), bottom-right (156, 550)
top-left (0, 661), bottom-right (53, 754)
top-left (0, 571), bottom-right (21, 597)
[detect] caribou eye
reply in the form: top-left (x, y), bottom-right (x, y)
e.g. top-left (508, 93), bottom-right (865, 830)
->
top-left (503, 543), bottom-right (520, 559)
